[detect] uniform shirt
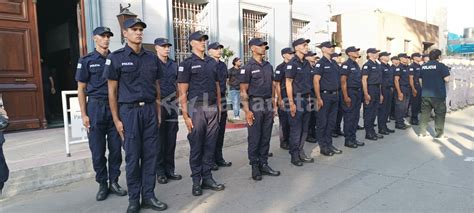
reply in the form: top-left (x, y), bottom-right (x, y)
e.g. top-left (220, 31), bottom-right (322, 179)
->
top-left (285, 56), bottom-right (313, 95)
top-left (340, 58), bottom-right (361, 88)
top-left (227, 67), bottom-right (241, 90)
top-left (240, 57), bottom-right (273, 99)
top-left (159, 58), bottom-right (178, 98)
top-left (409, 62), bottom-right (422, 86)
top-left (76, 50), bottom-right (110, 98)
top-left (381, 62), bottom-right (394, 87)
top-left (314, 56), bottom-right (340, 91)
top-left (177, 53), bottom-right (218, 103)
top-left (210, 58), bottom-right (228, 96)
top-left (394, 64), bottom-right (410, 87)
top-left (104, 45), bottom-right (162, 103)
top-left (273, 61), bottom-right (288, 98)
top-left (362, 59), bottom-right (382, 85)
top-left (420, 60), bottom-right (450, 98)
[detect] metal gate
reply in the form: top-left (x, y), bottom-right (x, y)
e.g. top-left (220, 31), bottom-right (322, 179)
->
top-left (242, 10), bottom-right (269, 64)
top-left (292, 18), bottom-right (309, 40)
top-left (172, 0), bottom-right (210, 63)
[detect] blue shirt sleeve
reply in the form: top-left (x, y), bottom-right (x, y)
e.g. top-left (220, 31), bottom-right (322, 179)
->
top-left (340, 63), bottom-right (350, 76)
top-left (176, 60), bottom-right (190, 83)
top-left (441, 64), bottom-right (450, 78)
top-left (240, 64), bottom-right (251, 84)
top-left (393, 67), bottom-right (401, 77)
top-left (103, 55), bottom-right (119, 80)
top-left (284, 62), bottom-right (297, 79)
top-left (408, 66), bottom-right (415, 76)
top-left (361, 63), bottom-right (370, 76)
top-left (313, 62), bottom-right (324, 76)
top-left (75, 57), bottom-right (89, 83)
top-left (156, 58), bottom-right (162, 81)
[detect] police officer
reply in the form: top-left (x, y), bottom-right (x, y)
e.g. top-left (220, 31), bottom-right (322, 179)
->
top-left (394, 53), bottom-right (411, 130)
top-left (177, 31), bottom-right (224, 196)
top-left (377, 51), bottom-right (396, 135)
top-left (274, 47), bottom-right (294, 150)
top-left (389, 56), bottom-right (401, 121)
top-left (419, 49), bottom-right (450, 138)
top-left (314, 41), bottom-right (342, 156)
top-left (104, 18), bottom-right (167, 212)
top-left (304, 51), bottom-right (318, 143)
top-left (340, 46), bottom-right (365, 148)
top-left (362, 48), bottom-right (384, 140)
top-left (331, 52), bottom-right (344, 138)
top-left (208, 42), bottom-right (233, 170)
top-left (153, 38), bottom-right (182, 185)
top-left (240, 38), bottom-right (280, 180)
top-left (76, 27), bottom-right (127, 201)
top-left (422, 54), bottom-right (430, 64)
top-left (0, 106), bottom-right (8, 196)
top-left (286, 38), bottom-right (315, 165)
top-left (409, 53), bottom-right (423, 125)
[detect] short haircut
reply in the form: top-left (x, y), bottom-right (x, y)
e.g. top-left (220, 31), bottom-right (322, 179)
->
top-left (429, 49), bottom-right (442, 61)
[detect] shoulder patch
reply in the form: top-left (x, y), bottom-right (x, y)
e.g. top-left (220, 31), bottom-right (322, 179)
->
top-left (409, 68), bottom-right (414, 71)
top-left (316, 64), bottom-right (321, 67)
top-left (105, 59), bottom-right (111, 65)
top-left (178, 66), bottom-right (184, 72)
top-left (240, 69), bottom-right (245, 74)
top-left (77, 63), bottom-right (82, 69)
top-left (363, 66), bottom-right (368, 69)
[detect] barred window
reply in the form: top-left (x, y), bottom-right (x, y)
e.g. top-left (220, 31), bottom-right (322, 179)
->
top-left (292, 18), bottom-right (309, 40)
top-left (242, 9), bottom-right (269, 64)
top-left (172, 0), bottom-right (210, 63)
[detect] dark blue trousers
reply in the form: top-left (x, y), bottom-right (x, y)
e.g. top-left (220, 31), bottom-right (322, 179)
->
top-left (288, 96), bottom-right (310, 159)
top-left (247, 98), bottom-right (273, 165)
top-left (395, 86), bottom-right (411, 127)
top-left (120, 103), bottom-right (159, 202)
top-left (87, 98), bottom-right (122, 184)
top-left (278, 106), bottom-right (290, 145)
top-left (342, 88), bottom-right (362, 143)
top-left (363, 85), bottom-right (381, 136)
top-left (316, 93), bottom-right (339, 151)
top-left (156, 98), bottom-right (179, 176)
top-left (307, 98), bottom-right (317, 139)
top-left (187, 104), bottom-right (219, 184)
top-left (335, 93), bottom-right (344, 132)
top-left (0, 132), bottom-right (8, 191)
top-left (410, 85), bottom-right (422, 121)
top-left (378, 86), bottom-right (394, 131)
top-left (215, 110), bottom-right (227, 163)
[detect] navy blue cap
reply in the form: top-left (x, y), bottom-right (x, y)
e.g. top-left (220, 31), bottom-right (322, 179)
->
top-left (154, 38), bottom-right (172, 46)
top-left (305, 51), bottom-right (317, 57)
top-left (188, 31), bottom-right (209, 42)
top-left (123, 18), bottom-right (147, 29)
top-left (330, 53), bottom-right (342, 58)
top-left (281, 47), bottom-right (294, 55)
top-left (292, 38), bottom-right (310, 47)
top-left (379, 52), bottom-right (391, 57)
top-left (208, 42), bottom-right (224, 50)
top-left (411, 53), bottom-right (422, 58)
top-left (367, 48), bottom-right (380, 54)
top-left (317, 41), bottom-right (336, 49)
top-left (391, 56), bottom-right (400, 61)
top-left (93, 27), bottom-right (113, 36)
top-left (248, 38), bottom-right (268, 47)
top-left (398, 53), bottom-right (410, 58)
top-left (345, 46), bottom-right (360, 54)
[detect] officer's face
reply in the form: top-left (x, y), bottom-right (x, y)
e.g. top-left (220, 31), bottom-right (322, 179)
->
top-left (379, 56), bottom-right (389, 63)
top-left (423, 57), bottom-right (429, 63)
top-left (155, 45), bottom-right (170, 57)
top-left (400, 57), bottom-right (409, 64)
top-left (295, 43), bottom-right (309, 54)
top-left (348, 51), bottom-right (360, 58)
top-left (392, 59), bottom-right (400, 66)
top-left (413, 56), bottom-right (422, 63)
top-left (305, 56), bottom-right (316, 63)
top-left (283, 53), bottom-right (294, 61)
top-left (94, 33), bottom-right (111, 49)
top-left (124, 26), bottom-right (144, 44)
top-left (322, 46), bottom-right (334, 55)
top-left (252, 45), bottom-right (267, 55)
top-left (191, 38), bottom-right (207, 52)
top-left (235, 60), bottom-right (242, 67)
top-left (209, 48), bottom-right (223, 58)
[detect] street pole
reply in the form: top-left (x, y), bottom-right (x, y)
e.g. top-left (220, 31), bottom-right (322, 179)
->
top-left (289, 0), bottom-right (293, 45)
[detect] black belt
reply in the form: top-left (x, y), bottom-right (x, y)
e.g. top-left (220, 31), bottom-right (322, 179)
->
top-left (120, 101), bottom-right (155, 108)
top-left (368, 84), bottom-right (381, 86)
top-left (348, 87), bottom-right (361, 91)
top-left (88, 97), bottom-right (109, 105)
top-left (321, 90), bottom-right (338, 95)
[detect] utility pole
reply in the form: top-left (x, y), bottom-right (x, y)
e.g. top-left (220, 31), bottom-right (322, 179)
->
top-left (289, 0), bottom-right (293, 45)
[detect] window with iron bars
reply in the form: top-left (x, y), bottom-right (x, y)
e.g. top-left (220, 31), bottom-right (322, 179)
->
top-left (292, 18), bottom-right (309, 40)
top-left (242, 9), bottom-right (269, 64)
top-left (172, 0), bottom-right (210, 64)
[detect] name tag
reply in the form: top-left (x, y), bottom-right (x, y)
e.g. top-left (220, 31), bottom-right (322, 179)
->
top-left (275, 70), bottom-right (281, 74)
top-left (324, 66), bottom-right (330, 69)
top-left (363, 66), bottom-right (368, 69)
top-left (90, 64), bottom-right (101, 68)
top-left (251, 70), bottom-right (260, 74)
top-left (342, 65), bottom-right (348, 69)
top-left (191, 65), bottom-right (201, 69)
top-left (396, 68), bottom-right (400, 71)
top-left (422, 65), bottom-right (437, 69)
top-left (297, 67), bottom-right (302, 70)
top-left (350, 68), bottom-right (355, 70)
top-left (286, 65), bottom-right (292, 69)
top-left (122, 62), bottom-right (134, 66)
top-left (372, 66), bottom-right (376, 69)
top-left (384, 69), bottom-right (388, 72)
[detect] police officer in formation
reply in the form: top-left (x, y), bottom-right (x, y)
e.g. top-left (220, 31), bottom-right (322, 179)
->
top-left (409, 53), bottom-right (423, 125)
top-left (340, 46), bottom-right (365, 148)
top-left (286, 38), bottom-right (315, 166)
top-left (377, 51), bottom-right (396, 135)
top-left (313, 41), bottom-right (343, 156)
top-left (76, 27), bottom-right (128, 201)
top-left (208, 42), bottom-right (233, 170)
top-left (153, 37), bottom-right (182, 184)
top-left (104, 18), bottom-right (167, 212)
top-left (274, 47), bottom-right (294, 150)
top-left (332, 52), bottom-right (345, 138)
top-left (240, 38), bottom-right (281, 180)
top-left (394, 53), bottom-right (412, 129)
top-left (304, 51), bottom-right (319, 143)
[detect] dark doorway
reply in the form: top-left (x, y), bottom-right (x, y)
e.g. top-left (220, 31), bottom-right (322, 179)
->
top-left (37, 0), bottom-right (82, 127)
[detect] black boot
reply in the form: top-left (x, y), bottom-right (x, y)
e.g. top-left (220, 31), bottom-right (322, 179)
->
top-left (96, 182), bottom-right (109, 201)
top-left (201, 178), bottom-right (225, 191)
top-left (142, 197), bottom-right (168, 211)
top-left (251, 164), bottom-right (262, 181)
top-left (127, 201), bottom-right (140, 213)
top-left (260, 164), bottom-right (280, 176)
top-left (192, 183), bottom-right (202, 196)
top-left (109, 182), bottom-right (127, 196)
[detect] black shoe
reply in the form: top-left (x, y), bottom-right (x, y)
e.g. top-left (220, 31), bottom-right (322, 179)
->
top-left (201, 178), bottom-right (225, 191)
top-left (211, 164), bottom-right (219, 171)
top-left (300, 156), bottom-right (314, 163)
top-left (280, 143), bottom-right (290, 150)
top-left (109, 182), bottom-right (127, 196)
top-left (96, 182), bottom-right (109, 201)
top-left (354, 140), bottom-right (365, 146)
top-left (260, 164), bottom-right (281, 176)
top-left (378, 130), bottom-right (389, 135)
top-left (320, 149), bottom-right (334, 156)
top-left (251, 165), bottom-right (262, 180)
top-left (357, 125), bottom-right (364, 130)
top-left (365, 135), bottom-right (378, 141)
top-left (192, 184), bottom-right (202, 196)
top-left (390, 115), bottom-right (395, 120)
top-left (395, 125), bottom-right (407, 130)
top-left (291, 157), bottom-right (303, 166)
top-left (166, 172), bottom-right (182, 180)
top-left (157, 175), bottom-right (168, 184)
top-left (142, 198), bottom-right (168, 211)
top-left (306, 137), bottom-right (317, 143)
top-left (268, 152), bottom-right (273, 157)
top-left (330, 145), bottom-right (343, 154)
top-left (386, 128), bottom-right (395, 133)
top-left (216, 161), bottom-right (232, 167)
top-left (344, 142), bottom-right (358, 148)
top-left (335, 130), bottom-right (344, 136)
top-left (331, 132), bottom-right (339, 138)
top-left (376, 134), bottom-right (384, 139)
top-left (127, 201), bottom-right (140, 213)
